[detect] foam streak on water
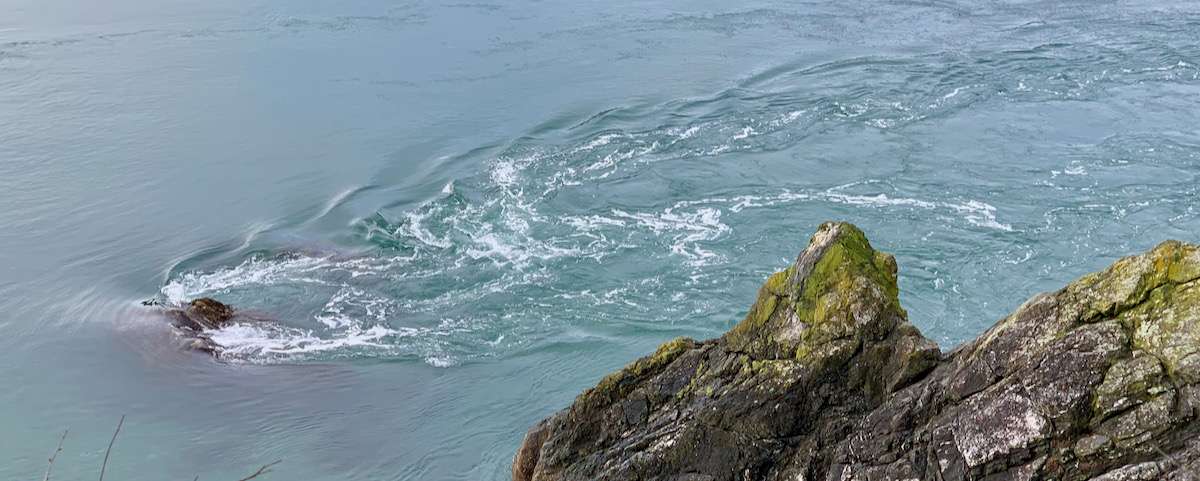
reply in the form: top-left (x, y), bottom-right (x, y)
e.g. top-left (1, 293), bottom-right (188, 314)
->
top-left (147, 2), bottom-right (1200, 373)
top-left (160, 115), bottom-right (1025, 365)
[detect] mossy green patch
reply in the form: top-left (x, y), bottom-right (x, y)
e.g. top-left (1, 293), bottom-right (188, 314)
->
top-left (791, 226), bottom-right (900, 351)
top-left (1129, 281), bottom-right (1200, 384)
top-left (794, 225), bottom-right (898, 309)
top-left (1065, 239), bottom-right (1200, 326)
top-left (724, 222), bottom-right (902, 362)
top-left (577, 337), bottom-right (697, 405)
top-left (724, 270), bottom-right (788, 354)
top-left (675, 361), bottom-right (712, 399)
top-left (765, 267), bottom-right (795, 296)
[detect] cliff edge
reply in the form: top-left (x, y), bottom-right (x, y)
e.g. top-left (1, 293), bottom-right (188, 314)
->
top-left (513, 221), bottom-right (1200, 481)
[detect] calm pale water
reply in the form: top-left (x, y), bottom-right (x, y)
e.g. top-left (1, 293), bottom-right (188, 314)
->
top-left (2, 0), bottom-right (1199, 479)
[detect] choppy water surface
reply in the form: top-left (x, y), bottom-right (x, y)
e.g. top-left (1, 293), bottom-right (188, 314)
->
top-left (2, 0), bottom-right (1199, 479)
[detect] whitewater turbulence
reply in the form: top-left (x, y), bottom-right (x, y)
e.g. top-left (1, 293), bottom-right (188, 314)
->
top-left (153, 45), bottom-right (1197, 366)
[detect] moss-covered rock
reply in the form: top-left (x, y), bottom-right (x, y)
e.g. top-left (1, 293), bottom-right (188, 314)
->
top-left (513, 223), bottom-right (1200, 481)
top-left (575, 337), bottom-right (699, 406)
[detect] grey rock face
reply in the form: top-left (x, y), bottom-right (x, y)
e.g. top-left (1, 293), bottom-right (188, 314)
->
top-left (513, 222), bottom-right (1200, 481)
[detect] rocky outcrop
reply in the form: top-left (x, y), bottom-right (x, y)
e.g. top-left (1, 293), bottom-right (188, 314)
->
top-left (513, 221), bottom-right (1200, 481)
top-left (169, 297), bottom-right (236, 331)
top-left (162, 297), bottom-right (268, 354)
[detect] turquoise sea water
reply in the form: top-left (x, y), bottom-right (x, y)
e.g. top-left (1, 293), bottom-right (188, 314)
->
top-left (2, 0), bottom-right (1199, 479)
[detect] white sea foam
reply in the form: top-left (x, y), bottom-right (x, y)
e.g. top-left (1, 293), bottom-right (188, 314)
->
top-left (424, 357), bottom-right (457, 368)
top-left (489, 159), bottom-right (522, 187)
top-left (943, 86), bottom-right (969, 100)
top-left (315, 285), bottom-right (394, 328)
top-left (675, 125), bottom-right (701, 140)
top-left (611, 206), bottom-right (731, 266)
top-left (570, 133), bottom-right (622, 154)
top-left (586, 141), bottom-right (660, 178)
top-left (732, 126), bottom-right (757, 140)
top-left (822, 192), bottom-right (938, 210)
top-left (562, 215), bottom-right (627, 230)
top-left (815, 187), bottom-right (1012, 231)
top-left (397, 208), bottom-right (453, 249)
top-left (162, 255), bottom-right (335, 305)
top-left (770, 109), bottom-right (807, 127)
top-left (690, 188), bottom-right (1011, 232)
top-left (1063, 165), bottom-right (1087, 175)
top-left (158, 251), bottom-right (438, 363)
top-left (952, 200), bottom-right (1013, 231)
top-left (206, 322), bottom-right (408, 363)
top-left (160, 102), bottom-right (1020, 367)
top-left (703, 145), bottom-right (732, 156)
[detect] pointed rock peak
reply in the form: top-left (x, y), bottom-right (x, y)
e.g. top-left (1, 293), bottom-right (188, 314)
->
top-left (724, 221), bottom-right (909, 362)
top-left (791, 221), bottom-right (899, 302)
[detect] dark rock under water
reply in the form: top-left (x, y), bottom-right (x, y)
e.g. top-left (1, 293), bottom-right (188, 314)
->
top-left (513, 221), bottom-right (1200, 481)
top-left (161, 297), bottom-right (273, 355)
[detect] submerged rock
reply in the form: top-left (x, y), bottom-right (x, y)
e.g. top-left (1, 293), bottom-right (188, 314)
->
top-left (513, 221), bottom-right (1200, 481)
top-left (169, 297), bottom-right (235, 330)
top-left (161, 297), bottom-right (271, 355)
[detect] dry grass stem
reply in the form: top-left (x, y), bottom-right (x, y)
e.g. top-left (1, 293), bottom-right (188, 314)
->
top-left (43, 429), bottom-right (67, 481)
top-left (42, 421), bottom-right (280, 481)
top-left (235, 460), bottom-right (282, 481)
top-left (98, 415), bottom-right (124, 481)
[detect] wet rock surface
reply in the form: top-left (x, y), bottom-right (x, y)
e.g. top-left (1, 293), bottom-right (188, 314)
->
top-left (171, 298), bottom-right (235, 330)
top-left (513, 221), bottom-right (1200, 481)
top-left (161, 297), bottom-right (269, 355)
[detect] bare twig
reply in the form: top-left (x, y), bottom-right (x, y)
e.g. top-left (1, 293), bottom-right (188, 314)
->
top-left (43, 430), bottom-right (67, 481)
top-left (235, 460), bottom-right (281, 481)
top-left (98, 415), bottom-right (125, 481)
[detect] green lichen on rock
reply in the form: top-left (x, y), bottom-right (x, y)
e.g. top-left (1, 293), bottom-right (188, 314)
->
top-left (1058, 239), bottom-right (1200, 385)
top-left (575, 336), bottom-right (698, 405)
top-left (513, 224), bottom-right (1200, 481)
top-left (723, 271), bottom-right (786, 354)
top-left (1062, 239), bottom-right (1200, 325)
top-left (724, 221), bottom-right (905, 361)
top-left (764, 266), bottom-right (794, 296)
top-left (1128, 281), bottom-right (1200, 384)
top-left (792, 224), bottom-right (900, 309)
top-left (1091, 351), bottom-right (1169, 425)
